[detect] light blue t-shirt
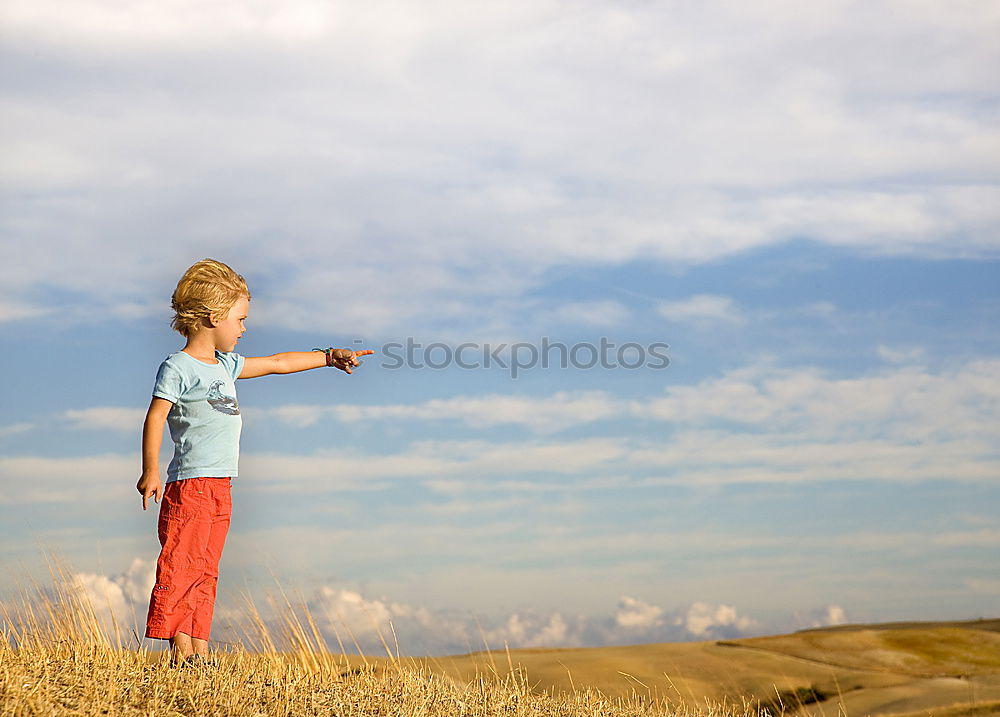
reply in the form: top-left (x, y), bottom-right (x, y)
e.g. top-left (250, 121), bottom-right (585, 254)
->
top-left (152, 350), bottom-right (245, 483)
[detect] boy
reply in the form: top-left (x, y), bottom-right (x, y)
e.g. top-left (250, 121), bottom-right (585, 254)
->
top-left (135, 258), bottom-right (372, 664)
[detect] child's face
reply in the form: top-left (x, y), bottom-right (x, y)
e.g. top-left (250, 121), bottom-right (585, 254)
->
top-left (214, 295), bottom-right (249, 352)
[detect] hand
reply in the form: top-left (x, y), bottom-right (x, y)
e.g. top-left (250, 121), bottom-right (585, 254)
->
top-left (136, 472), bottom-right (163, 511)
top-left (330, 348), bottom-right (374, 374)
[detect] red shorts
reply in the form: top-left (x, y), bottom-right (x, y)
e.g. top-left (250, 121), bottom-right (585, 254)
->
top-left (145, 477), bottom-right (232, 641)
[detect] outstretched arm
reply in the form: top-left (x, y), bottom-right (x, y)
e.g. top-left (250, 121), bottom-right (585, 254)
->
top-left (239, 349), bottom-right (374, 379)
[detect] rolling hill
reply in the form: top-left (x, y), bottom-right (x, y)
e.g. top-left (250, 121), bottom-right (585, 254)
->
top-left (409, 618), bottom-right (1000, 716)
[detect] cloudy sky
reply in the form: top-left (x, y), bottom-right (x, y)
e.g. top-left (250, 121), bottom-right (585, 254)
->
top-left (2, 0), bottom-right (999, 656)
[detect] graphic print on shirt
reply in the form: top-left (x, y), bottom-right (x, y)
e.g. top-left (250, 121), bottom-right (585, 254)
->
top-left (206, 380), bottom-right (240, 415)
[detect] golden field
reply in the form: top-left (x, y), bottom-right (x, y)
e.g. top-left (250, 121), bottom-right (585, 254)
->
top-left (423, 619), bottom-right (1000, 717)
top-left (2, 572), bottom-right (998, 716)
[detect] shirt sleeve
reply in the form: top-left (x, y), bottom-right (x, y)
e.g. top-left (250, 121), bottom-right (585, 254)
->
top-left (216, 351), bottom-right (245, 380)
top-left (152, 360), bottom-right (183, 403)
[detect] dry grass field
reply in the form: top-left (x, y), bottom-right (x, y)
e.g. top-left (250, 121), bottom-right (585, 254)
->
top-left (0, 571), bottom-right (758, 717)
top-left (4, 644), bottom-right (742, 717)
top-left (2, 569), bottom-right (998, 716)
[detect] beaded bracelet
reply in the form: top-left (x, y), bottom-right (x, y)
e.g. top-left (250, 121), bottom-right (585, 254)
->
top-left (312, 347), bottom-right (336, 367)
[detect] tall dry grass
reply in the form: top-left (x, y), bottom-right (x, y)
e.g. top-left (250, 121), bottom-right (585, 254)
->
top-left (0, 567), bottom-right (765, 717)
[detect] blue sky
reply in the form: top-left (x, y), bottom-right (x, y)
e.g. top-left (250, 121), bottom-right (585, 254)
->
top-left (1, 1), bottom-right (999, 655)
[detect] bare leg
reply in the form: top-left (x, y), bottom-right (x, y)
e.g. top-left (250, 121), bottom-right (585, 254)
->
top-left (192, 637), bottom-right (209, 657)
top-left (170, 633), bottom-right (210, 664)
top-left (170, 632), bottom-right (193, 662)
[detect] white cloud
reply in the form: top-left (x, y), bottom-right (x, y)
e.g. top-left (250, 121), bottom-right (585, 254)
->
top-left (0, 301), bottom-right (50, 322)
top-left (267, 585), bottom-right (764, 654)
top-left (657, 295), bottom-right (743, 325)
top-left (822, 605), bottom-right (847, 626)
top-left (633, 434), bottom-right (998, 486)
top-left (465, 597), bottom-right (763, 651)
top-left (254, 358), bottom-right (1000, 486)
top-left (678, 602), bottom-right (758, 639)
top-left (877, 344), bottom-right (926, 364)
top-left (0, 437), bottom-right (626, 505)
top-left (70, 558), bottom-right (156, 642)
top-left (265, 358), bottom-right (1000, 443)
top-left (310, 587), bottom-right (397, 648)
top-left (931, 529), bottom-right (1000, 548)
top-left (541, 300), bottom-right (631, 328)
top-left (614, 595), bottom-right (665, 630)
top-left (237, 436), bottom-right (627, 493)
top-left (0, 422), bottom-right (33, 437)
top-left (2, 1), bottom-right (998, 331)
top-left (248, 583), bottom-right (587, 655)
top-left (2, 555), bottom-right (914, 656)
top-left (482, 612), bottom-right (579, 650)
top-left (62, 407), bottom-right (144, 432)
top-left (0, 454), bottom-right (136, 504)
top-left (38, 555), bottom-right (777, 654)
top-left (265, 390), bottom-right (627, 432)
top-left (638, 359), bottom-right (1000, 444)
top-left (794, 604), bottom-right (849, 629)
top-left (7, 358), bottom-right (997, 509)
top-left (0, 0), bottom-right (342, 45)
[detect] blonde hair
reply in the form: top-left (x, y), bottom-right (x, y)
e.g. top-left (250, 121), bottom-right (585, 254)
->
top-left (170, 259), bottom-right (250, 338)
